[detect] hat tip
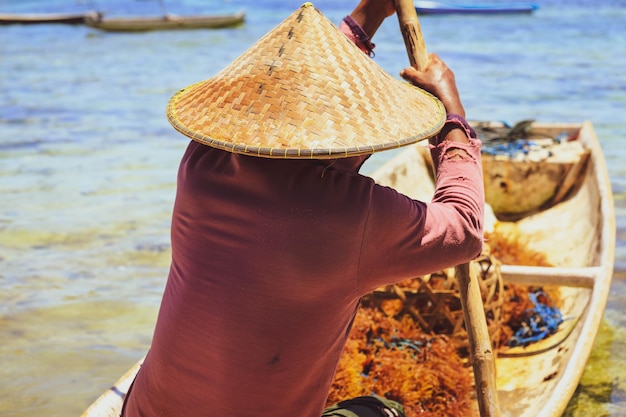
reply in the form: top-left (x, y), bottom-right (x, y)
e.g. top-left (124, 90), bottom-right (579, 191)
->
top-left (301, 2), bottom-right (314, 8)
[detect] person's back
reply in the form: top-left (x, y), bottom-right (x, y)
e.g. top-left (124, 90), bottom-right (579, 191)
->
top-left (124, 146), bottom-right (380, 416)
top-left (123, 133), bottom-right (483, 416)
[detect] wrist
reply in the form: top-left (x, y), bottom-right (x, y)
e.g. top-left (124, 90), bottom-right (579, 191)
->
top-left (342, 15), bottom-right (376, 56)
top-left (440, 99), bottom-right (465, 118)
top-left (347, 1), bottom-right (389, 46)
top-left (432, 113), bottom-right (477, 145)
top-left (443, 105), bottom-right (465, 119)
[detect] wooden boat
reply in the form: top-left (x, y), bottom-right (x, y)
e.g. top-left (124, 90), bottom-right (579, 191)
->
top-left (0, 11), bottom-right (101, 25)
top-left (81, 121), bottom-right (614, 417)
top-left (84, 12), bottom-right (245, 32)
top-left (415, 1), bottom-right (538, 15)
top-left (372, 120), bottom-right (615, 416)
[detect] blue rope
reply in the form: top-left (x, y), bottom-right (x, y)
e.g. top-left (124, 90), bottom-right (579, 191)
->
top-left (369, 333), bottom-right (432, 361)
top-left (507, 291), bottom-right (563, 347)
top-left (481, 132), bottom-right (569, 158)
top-left (481, 139), bottom-right (547, 157)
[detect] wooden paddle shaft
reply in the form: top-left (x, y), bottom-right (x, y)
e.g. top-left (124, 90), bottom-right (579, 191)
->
top-left (455, 263), bottom-right (501, 417)
top-left (394, 0), bottom-right (428, 70)
top-left (392, 1), bottom-right (501, 416)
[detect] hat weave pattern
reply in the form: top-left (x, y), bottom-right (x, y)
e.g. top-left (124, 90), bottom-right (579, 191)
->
top-left (167, 3), bottom-right (445, 159)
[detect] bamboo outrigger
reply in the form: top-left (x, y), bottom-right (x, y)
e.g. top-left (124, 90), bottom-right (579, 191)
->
top-left (80, 120), bottom-right (615, 417)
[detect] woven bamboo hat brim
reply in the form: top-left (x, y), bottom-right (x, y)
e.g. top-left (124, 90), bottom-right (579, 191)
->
top-left (167, 3), bottom-right (445, 159)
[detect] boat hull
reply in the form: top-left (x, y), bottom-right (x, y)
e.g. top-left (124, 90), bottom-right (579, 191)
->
top-left (0, 12), bottom-right (100, 25)
top-left (85, 12), bottom-right (245, 32)
top-left (414, 1), bottom-right (538, 15)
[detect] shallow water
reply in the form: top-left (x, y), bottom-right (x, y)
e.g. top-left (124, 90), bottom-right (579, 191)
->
top-left (1, 0), bottom-right (625, 415)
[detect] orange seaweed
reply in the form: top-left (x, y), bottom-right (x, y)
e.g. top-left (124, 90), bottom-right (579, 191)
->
top-left (327, 307), bottom-right (474, 416)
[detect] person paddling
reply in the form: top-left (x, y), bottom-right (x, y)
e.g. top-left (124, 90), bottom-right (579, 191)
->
top-left (121, 1), bottom-right (483, 416)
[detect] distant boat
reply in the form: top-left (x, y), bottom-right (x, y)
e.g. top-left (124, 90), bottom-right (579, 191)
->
top-left (0, 11), bottom-right (101, 25)
top-left (84, 11), bottom-right (245, 32)
top-left (415, 1), bottom-right (538, 15)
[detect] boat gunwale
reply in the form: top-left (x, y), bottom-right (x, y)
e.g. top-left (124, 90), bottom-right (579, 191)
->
top-left (531, 121), bottom-right (616, 417)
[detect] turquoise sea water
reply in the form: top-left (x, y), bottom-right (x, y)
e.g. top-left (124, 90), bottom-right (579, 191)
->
top-left (1, 0), bottom-right (625, 415)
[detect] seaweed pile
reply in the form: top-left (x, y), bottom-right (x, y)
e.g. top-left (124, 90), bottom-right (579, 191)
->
top-left (327, 228), bottom-right (562, 415)
top-left (326, 305), bottom-right (474, 416)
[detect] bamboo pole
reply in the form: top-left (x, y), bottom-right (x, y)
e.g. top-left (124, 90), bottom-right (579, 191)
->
top-left (393, 1), bottom-right (501, 415)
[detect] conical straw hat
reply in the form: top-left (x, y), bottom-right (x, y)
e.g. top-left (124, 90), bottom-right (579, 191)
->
top-left (167, 3), bottom-right (445, 159)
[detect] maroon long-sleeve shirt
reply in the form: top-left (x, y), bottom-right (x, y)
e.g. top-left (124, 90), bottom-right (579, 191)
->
top-left (121, 136), bottom-right (484, 417)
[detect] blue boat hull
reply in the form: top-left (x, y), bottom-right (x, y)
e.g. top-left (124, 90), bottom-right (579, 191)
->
top-left (415, 1), bottom-right (538, 15)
